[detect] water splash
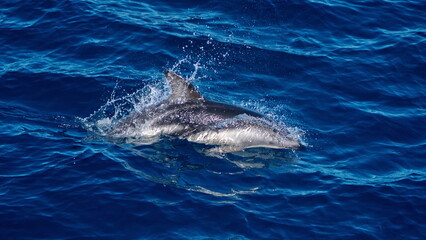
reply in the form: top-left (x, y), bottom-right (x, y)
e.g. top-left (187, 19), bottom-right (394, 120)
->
top-left (79, 76), bottom-right (169, 136)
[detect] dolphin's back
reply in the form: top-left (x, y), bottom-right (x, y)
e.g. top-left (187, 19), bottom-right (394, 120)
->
top-left (155, 100), bottom-right (263, 128)
top-left (202, 100), bottom-right (263, 119)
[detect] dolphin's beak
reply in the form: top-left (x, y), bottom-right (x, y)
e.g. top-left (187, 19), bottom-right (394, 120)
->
top-left (285, 138), bottom-right (304, 150)
top-left (295, 143), bottom-right (305, 150)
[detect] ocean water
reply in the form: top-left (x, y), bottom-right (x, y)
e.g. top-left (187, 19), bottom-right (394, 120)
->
top-left (1, 0), bottom-right (425, 239)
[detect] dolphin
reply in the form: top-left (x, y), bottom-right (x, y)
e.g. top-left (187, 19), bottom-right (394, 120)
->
top-left (110, 71), bottom-right (301, 153)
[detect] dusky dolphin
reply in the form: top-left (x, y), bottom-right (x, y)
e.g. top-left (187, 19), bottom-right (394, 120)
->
top-left (111, 71), bottom-right (301, 153)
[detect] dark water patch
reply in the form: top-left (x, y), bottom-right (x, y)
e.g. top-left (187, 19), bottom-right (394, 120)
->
top-left (0, 71), bottom-right (108, 115)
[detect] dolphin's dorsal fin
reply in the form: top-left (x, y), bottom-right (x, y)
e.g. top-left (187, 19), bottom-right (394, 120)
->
top-left (164, 71), bottom-right (204, 104)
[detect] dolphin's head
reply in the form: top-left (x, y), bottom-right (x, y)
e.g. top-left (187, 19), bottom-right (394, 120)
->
top-left (259, 126), bottom-right (302, 150)
top-left (276, 135), bottom-right (302, 150)
top-left (237, 117), bottom-right (302, 150)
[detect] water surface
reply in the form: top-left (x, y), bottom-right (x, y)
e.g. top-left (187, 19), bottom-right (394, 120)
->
top-left (1, 0), bottom-right (425, 239)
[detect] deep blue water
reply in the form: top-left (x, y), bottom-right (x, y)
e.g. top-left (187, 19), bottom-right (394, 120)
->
top-left (1, 0), bottom-right (426, 239)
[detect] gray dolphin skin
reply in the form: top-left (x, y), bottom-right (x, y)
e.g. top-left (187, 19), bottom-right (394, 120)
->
top-left (112, 71), bottom-right (301, 153)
